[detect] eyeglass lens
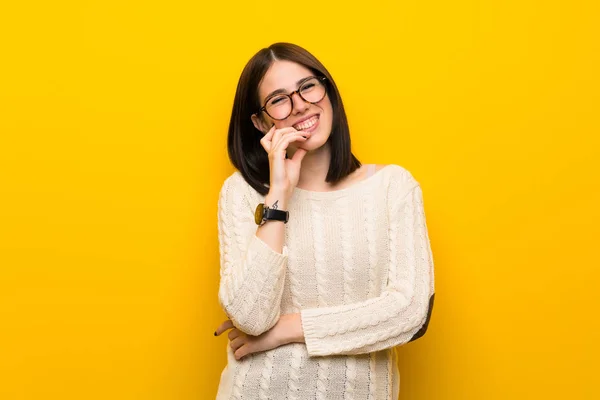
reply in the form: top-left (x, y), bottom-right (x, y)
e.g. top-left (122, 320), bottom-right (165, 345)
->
top-left (264, 77), bottom-right (326, 120)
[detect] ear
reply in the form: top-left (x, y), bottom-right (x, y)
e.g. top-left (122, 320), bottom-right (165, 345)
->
top-left (251, 113), bottom-right (270, 134)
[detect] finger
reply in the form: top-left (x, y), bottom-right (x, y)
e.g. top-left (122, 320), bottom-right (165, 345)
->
top-left (291, 147), bottom-right (308, 164)
top-left (234, 344), bottom-right (251, 360)
top-left (273, 133), bottom-right (310, 153)
top-left (272, 129), bottom-right (309, 145)
top-left (264, 123), bottom-right (276, 137)
top-left (271, 126), bottom-right (299, 134)
top-left (215, 319), bottom-right (234, 336)
top-left (227, 328), bottom-right (241, 341)
top-left (273, 134), bottom-right (309, 155)
top-left (271, 127), bottom-right (299, 143)
top-left (230, 336), bottom-right (245, 351)
top-left (261, 124), bottom-right (276, 142)
top-left (259, 125), bottom-right (275, 152)
top-left (265, 127), bottom-right (300, 156)
top-left (260, 124), bottom-right (286, 152)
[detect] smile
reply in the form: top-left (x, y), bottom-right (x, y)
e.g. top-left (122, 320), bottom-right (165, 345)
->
top-left (293, 115), bottom-right (319, 131)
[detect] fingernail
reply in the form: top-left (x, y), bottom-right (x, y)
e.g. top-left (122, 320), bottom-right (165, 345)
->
top-left (214, 331), bottom-right (217, 336)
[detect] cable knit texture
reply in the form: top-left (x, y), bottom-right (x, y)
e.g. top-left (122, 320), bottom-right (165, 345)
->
top-left (215, 164), bottom-right (435, 400)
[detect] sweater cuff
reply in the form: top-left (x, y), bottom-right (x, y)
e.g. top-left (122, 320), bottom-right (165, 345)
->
top-left (300, 308), bottom-right (328, 357)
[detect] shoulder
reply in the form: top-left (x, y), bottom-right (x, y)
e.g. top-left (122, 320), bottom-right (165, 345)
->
top-left (378, 163), bottom-right (421, 202)
top-left (218, 171), bottom-right (245, 200)
top-left (223, 170), bottom-right (246, 188)
top-left (218, 170), bottom-right (262, 205)
top-left (378, 163), bottom-right (419, 186)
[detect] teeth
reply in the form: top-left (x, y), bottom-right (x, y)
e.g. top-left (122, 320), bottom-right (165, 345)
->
top-left (294, 115), bottom-right (318, 130)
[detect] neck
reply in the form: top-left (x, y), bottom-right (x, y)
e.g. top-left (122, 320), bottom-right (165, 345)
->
top-left (289, 141), bottom-right (334, 191)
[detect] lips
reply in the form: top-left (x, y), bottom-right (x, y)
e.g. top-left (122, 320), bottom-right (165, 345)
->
top-left (293, 114), bottom-right (320, 130)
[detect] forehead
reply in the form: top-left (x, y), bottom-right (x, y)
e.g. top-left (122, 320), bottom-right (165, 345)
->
top-left (258, 60), bottom-right (313, 100)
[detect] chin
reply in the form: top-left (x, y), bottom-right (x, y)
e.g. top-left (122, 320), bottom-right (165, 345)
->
top-left (300, 137), bottom-right (328, 152)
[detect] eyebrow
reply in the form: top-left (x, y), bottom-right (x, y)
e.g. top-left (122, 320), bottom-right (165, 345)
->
top-left (264, 76), bottom-right (315, 101)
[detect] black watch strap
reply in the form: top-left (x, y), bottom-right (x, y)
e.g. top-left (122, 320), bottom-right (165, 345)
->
top-left (255, 203), bottom-right (289, 225)
top-left (264, 207), bottom-right (289, 223)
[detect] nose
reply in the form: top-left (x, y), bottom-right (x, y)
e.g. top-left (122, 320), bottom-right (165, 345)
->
top-left (290, 90), bottom-right (309, 115)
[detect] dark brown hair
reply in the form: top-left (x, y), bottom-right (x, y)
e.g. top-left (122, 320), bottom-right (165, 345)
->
top-left (227, 42), bottom-right (361, 196)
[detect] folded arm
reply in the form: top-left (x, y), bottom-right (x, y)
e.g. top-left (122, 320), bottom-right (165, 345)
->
top-left (217, 174), bottom-right (288, 336)
top-left (300, 182), bottom-right (435, 356)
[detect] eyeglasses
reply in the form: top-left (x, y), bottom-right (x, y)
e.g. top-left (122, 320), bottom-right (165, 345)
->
top-left (255, 76), bottom-right (327, 121)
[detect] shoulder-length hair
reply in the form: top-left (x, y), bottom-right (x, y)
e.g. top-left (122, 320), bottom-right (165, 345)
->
top-left (227, 42), bottom-right (361, 196)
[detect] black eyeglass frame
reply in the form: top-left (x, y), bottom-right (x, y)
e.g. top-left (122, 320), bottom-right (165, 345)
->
top-left (254, 76), bottom-right (328, 121)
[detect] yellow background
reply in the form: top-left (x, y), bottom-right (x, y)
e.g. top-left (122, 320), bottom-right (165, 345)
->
top-left (1, 0), bottom-right (598, 398)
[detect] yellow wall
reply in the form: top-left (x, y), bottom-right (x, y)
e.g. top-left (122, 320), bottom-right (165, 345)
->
top-left (1, 1), bottom-right (598, 398)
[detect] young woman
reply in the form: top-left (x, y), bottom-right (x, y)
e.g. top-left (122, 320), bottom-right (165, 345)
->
top-left (213, 42), bottom-right (435, 400)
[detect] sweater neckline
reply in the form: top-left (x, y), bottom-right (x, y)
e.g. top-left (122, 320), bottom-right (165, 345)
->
top-left (291, 164), bottom-right (392, 200)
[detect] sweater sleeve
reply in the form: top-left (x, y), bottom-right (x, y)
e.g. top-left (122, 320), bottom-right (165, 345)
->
top-left (217, 173), bottom-right (289, 336)
top-left (299, 177), bottom-right (435, 356)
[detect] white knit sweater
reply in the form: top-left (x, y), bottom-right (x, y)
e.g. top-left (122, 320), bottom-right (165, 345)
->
top-left (215, 164), bottom-right (435, 400)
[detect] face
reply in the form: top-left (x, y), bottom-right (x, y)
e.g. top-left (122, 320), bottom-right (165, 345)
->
top-left (251, 60), bottom-right (333, 153)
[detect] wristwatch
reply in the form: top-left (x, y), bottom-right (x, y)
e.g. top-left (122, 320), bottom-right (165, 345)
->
top-left (254, 203), bottom-right (289, 225)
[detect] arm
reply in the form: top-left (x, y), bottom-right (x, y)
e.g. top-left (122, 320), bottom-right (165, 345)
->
top-left (217, 173), bottom-right (289, 336)
top-left (299, 181), bottom-right (435, 357)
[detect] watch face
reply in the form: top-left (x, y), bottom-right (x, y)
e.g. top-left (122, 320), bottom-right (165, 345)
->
top-left (254, 203), bottom-right (264, 225)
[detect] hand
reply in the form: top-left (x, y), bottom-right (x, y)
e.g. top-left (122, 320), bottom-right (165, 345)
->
top-left (260, 125), bottom-right (310, 199)
top-left (214, 313), bottom-right (305, 360)
top-left (214, 319), bottom-right (283, 361)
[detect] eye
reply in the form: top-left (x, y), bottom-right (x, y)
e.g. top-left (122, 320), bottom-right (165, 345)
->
top-left (268, 95), bottom-right (289, 106)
